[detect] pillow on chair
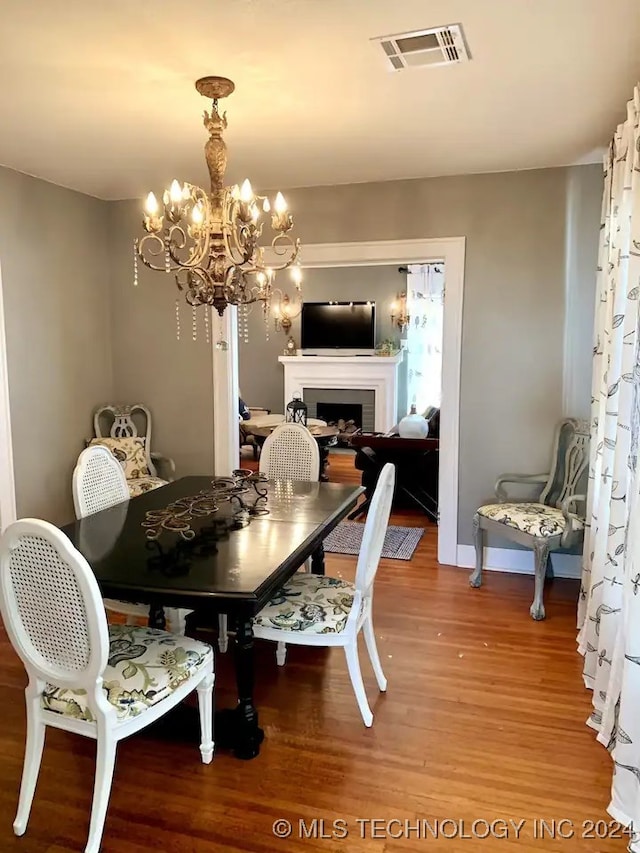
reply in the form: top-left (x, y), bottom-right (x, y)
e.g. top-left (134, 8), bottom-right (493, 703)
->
top-left (89, 437), bottom-right (150, 479)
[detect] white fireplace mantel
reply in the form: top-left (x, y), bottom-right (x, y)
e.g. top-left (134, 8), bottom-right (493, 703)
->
top-left (278, 352), bottom-right (404, 432)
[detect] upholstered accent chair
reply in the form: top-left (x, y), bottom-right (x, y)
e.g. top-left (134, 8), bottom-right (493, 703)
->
top-left (90, 404), bottom-right (175, 498)
top-left (0, 518), bottom-right (213, 853)
top-left (470, 418), bottom-right (589, 620)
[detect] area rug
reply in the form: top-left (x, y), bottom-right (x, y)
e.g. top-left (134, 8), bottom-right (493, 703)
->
top-left (324, 522), bottom-right (424, 560)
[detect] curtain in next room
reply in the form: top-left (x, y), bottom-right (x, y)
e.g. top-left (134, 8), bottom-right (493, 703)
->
top-left (405, 263), bottom-right (444, 414)
top-left (577, 85), bottom-right (640, 845)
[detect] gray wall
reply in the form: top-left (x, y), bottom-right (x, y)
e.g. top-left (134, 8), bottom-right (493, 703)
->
top-left (107, 201), bottom-right (214, 477)
top-left (239, 264), bottom-right (404, 410)
top-left (563, 165), bottom-right (602, 418)
top-left (0, 162), bottom-right (602, 548)
top-left (0, 167), bottom-right (113, 523)
top-left (239, 165), bottom-right (603, 545)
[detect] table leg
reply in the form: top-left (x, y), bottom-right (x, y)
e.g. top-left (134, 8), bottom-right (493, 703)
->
top-left (148, 604), bottom-right (166, 629)
top-left (215, 617), bottom-right (265, 760)
top-left (311, 542), bottom-right (325, 575)
top-left (319, 445), bottom-right (331, 482)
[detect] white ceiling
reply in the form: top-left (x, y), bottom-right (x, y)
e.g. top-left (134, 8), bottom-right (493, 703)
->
top-left (1, 0), bottom-right (638, 200)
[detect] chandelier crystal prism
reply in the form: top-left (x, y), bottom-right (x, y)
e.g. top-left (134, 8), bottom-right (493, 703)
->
top-left (135, 76), bottom-right (302, 321)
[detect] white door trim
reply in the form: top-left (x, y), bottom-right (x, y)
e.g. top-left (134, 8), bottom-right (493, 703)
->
top-left (212, 236), bottom-right (465, 565)
top-left (0, 259), bottom-right (16, 529)
top-left (211, 306), bottom-right (240, 476)
top-left (301, 238), bottom-right (464, 566)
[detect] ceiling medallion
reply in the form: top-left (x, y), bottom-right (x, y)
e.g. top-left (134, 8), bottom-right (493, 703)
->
top-left (133, 76), bottom-right (302, 344)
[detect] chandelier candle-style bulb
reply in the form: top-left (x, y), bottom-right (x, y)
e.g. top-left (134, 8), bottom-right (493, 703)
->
top-left (272, 191), bottom-right (293, 232)
top-left (143, 192), bottom-right (163, 232)
top-left (291, 265), bottom-right (303, 288)
top-left (240, 179), bottom-right (254, 202)
top-left (135, 75), bottom-right (301, 321)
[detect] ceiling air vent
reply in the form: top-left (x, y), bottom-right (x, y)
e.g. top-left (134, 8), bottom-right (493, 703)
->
top-left (373, 24), bottom-right (470, 71)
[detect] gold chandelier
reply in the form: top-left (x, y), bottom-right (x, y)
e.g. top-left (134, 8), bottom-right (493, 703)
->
top-left (134, 76), bottom-right (302, 341)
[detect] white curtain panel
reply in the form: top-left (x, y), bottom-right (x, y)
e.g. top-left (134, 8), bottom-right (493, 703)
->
top-left (578, 86), bottom-right (640, 841)
top-left (405, 263), bottom-right (444, 412)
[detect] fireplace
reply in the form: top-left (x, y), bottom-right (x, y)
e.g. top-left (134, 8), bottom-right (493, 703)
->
top-left (317, 402), bottom-right (363, 427)
top-left (278, 351), bottom-right (404, 433)
top-left (304, 388), bottom-right (375, 433)
top-left (316, 402), bottom-right (363, 444)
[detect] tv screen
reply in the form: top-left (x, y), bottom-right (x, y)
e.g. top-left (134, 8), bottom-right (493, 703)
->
top-left (301, 302), bottom-right (375, 349)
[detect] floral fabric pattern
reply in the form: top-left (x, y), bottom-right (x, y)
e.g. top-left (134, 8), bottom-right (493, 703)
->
top-left (477, 502), bottom-right (580, 538)
top-left (90, 437), bottom-right (150, 479)
top-left (253, 574), bottom-right (357, 634)
top-left (41, 625), bottom-right (212, 723)
top-left (128, 476), bottom-right (167, 498)
top-left (577, 86), bottom-right (640, 844)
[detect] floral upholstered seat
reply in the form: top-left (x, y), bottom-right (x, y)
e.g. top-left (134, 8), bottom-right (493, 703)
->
top-left (89, 437), bottom-right (168, 498)
top-left (42, 625), bottom-right (212, 723)
top-left (253, 573), bottom-right (359, 634)
top-left (127, 475), bottom-right (168, 498)
top-left (477, 502), bottom-right (584, 538)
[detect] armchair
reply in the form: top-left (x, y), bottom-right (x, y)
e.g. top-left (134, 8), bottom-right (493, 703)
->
top-left (91, 404), bottom-right (175, 498)
top-left (470, 418), bottom-right (589, 620)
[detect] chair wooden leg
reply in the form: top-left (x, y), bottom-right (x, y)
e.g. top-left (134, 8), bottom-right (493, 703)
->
top-left (196, 665), bottom-right (215, 764)
top-left (13, 690), bottom-right (45, 836)
top-left (218, 614), bottom-right (228, 653)
top-left (85, 728), bottom-right (117, 853)
top-left (531, 539), bottom-right (550, 621)
top-left (276, 641), bottom-right (287, 666)
top-left (344, 641), bottom-right (373, 727)
top-left (469, 514), bottom-right (484, 588)
top-left (363, 616), bottom-right (387, 692)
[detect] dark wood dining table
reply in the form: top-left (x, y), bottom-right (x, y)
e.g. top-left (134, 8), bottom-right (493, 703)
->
top-left (59, 475), bottom-right (364, 759)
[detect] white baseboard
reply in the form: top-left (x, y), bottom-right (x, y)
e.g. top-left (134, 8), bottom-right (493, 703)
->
top-left (456, 545), bottom-right (582, 579)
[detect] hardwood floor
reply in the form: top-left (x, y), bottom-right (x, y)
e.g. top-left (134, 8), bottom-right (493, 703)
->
top-left (0, 450), bottom-right (624, 851)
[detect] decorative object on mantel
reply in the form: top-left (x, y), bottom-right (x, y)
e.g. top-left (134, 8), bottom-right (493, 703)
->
top-left (284, 335), bottom-right (296, 355)
top-left (133, 75), bottom-right (303, 345)
top-left (285, 394), bottom-right (308, 426)
top-left (398, 404), bottom-right (429, 439)
top-left (375, 339), bottom-right (400, 356)
top-left (390, 291), bottom-right (410, 330)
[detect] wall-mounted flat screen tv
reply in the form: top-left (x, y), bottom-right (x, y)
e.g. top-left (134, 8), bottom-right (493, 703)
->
top-left (301, 301), bottom-right (376, 349)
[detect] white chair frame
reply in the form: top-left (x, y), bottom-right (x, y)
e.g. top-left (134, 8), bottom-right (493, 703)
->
top-left (253, 462), bottom-right (396, 727)
top-left (258, 422), bottom-right (320, 482)
top-left (0, 518), bottom-right (214, 853)
top-left (72, 446), bottom-right (191, 635)
top-left (93, 403), bottom-right (175, 481)
top-left (218, 423), bottom-right (320, 656)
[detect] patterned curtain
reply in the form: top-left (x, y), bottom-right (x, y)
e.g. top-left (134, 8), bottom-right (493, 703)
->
top-left (578, 86), bottom-right (640, 843)
top-left (405, 264), bottom-right (444, 413)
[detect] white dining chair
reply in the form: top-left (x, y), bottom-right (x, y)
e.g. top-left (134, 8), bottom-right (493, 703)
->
top-left (253, 462), bottom-right (395, 727)
top-left (259, 421), bottom-right (320, 481)
top-left (72, 445), bottom-right (192, 634)
top-left (218, 422), bottom-right (320, 655)
top-left (0, 518), bottom-right (214, 853)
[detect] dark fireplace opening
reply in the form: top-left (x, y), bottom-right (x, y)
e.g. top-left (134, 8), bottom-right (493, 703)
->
top-left (316, 402), bottom-right (363, 445)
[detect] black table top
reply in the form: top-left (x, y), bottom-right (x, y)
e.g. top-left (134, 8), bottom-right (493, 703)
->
top-left (60, 476), bottom-right (363, 616)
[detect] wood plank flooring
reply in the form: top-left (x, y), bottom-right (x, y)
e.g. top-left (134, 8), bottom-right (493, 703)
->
top-left (0, 450), bottom-right (625, 851)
